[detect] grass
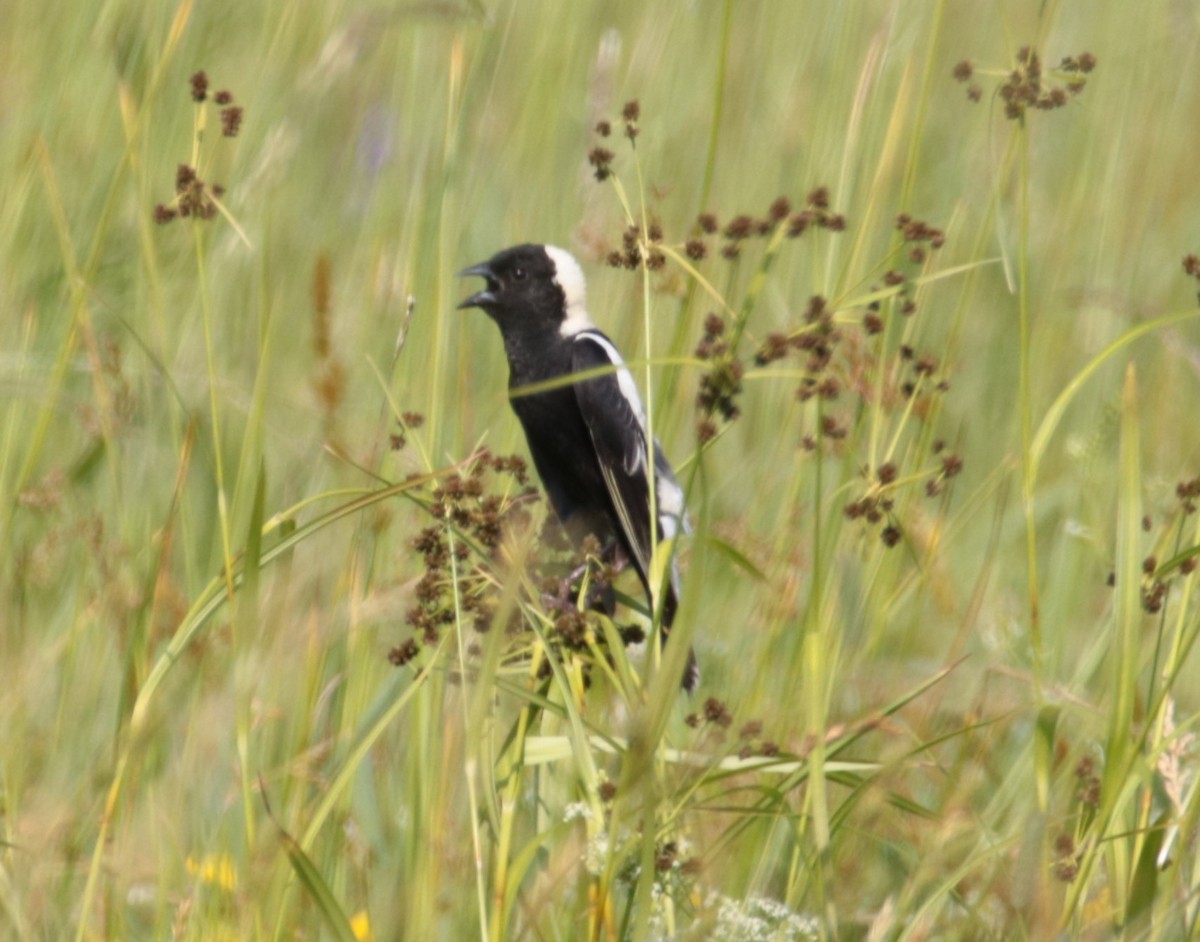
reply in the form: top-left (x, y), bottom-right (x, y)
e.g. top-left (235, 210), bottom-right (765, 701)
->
top-left (3, 0), bottom-right (1200, 938)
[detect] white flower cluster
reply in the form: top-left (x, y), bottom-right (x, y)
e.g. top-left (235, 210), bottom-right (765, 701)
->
top-left (707, 893), bottom-right (819, 942)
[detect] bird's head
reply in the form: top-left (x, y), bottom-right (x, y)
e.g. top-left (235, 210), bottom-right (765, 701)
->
top-left (457, 244), bottom-right (592, 337)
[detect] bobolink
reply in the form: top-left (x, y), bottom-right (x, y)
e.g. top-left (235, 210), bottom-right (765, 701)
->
top-left (458, 243), bottom-right (698, 692)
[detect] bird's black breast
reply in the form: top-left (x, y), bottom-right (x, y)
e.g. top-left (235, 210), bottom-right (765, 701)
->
top-left (506, 346), bottom-right (617, 545)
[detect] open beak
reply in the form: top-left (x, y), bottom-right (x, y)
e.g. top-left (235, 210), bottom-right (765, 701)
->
top-left (456, 261), bottom-right (497, 310)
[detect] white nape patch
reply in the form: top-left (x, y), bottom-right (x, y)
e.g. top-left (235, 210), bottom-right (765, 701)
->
top-left (545, 245), bottom-right (594, 336)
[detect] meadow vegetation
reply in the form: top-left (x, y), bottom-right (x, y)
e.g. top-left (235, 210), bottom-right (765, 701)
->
top-left (3, 1), bottom-right (1200, 938)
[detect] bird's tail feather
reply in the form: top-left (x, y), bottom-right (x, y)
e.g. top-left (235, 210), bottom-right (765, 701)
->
top-left (660, 583), bottom-right (699, 694)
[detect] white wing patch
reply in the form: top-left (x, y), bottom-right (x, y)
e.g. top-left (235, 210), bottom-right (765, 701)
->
top-left (576, 330), bottom-right (648, 473)
top-left (545, 245), bottom-right (595, 337)
top-left (655, 465), bottom-right (687, 538)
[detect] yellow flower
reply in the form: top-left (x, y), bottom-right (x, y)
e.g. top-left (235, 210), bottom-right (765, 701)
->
top-left (350, 910), bottom-right (373, 941)
top-left (185, 853), bottom-right (238, 892)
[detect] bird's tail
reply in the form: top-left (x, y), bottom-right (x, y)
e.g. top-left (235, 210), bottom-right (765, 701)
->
top-left (660, 583), bottom-right (699, 694)
top-left (680, 645), bottom-right (700, 694)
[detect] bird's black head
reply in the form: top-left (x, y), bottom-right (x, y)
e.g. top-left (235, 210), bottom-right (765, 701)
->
top-left (457, 243), bottom-right (592, 337)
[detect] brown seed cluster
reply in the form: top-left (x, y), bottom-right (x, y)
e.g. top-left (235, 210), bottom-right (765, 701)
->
top-left (221, 103), bottom-right (244, 138)
top-left (155, 71), bottom-right (244, 225)
top-left (390, 411), bottom-right (426, 452)
top-left (527, 533), bottom-right (649, 687)
top-left (896, 213), bottom-right (945, 263)
top-left (844, 472), bottom-right (902, 547)
top-left (685, 696), bottom-right (733, 730)
top-left (750, 296), bottom-right (841, 388)
top-left (683, 699), bottom-right (781, 757)
top-left (392, 450), bottom-right (665, 682)
top-left (589, 146), bottom-right (616, 182)
top-left (156, 164), bottom-right (222, 223)
top-left (897, 345), bottom-right (951, 400)
top-left (681, 200), bottom-right (959, 501)
top-left (844, 491), bottom-right (894, 525)
top-left (951, 61), bottom-right (983, 103)
top-left (606, 224), bottom-right (664, 271)
top-left (1052, 832), bottom-right (1079, 883)
top-left (860, 214), bottom-right (946, 329)
top-left (703, 201), bottom-right (959, 524)
top-left (1142, 557), bottom-right (1168, 614)
top-left (920, 443), bottom-right (964, 498)
top-left (693, 189), bottom-right (846, 262)
top-left (735, 719), bottom-right (780, 759)
top-left (695, 314), bottom-right (744, 442)
top-left (786, 187), bottom-right (847, 237)
top-left (388, 638), bottom-right (420, 666)
top-left (955, 47), bottom-right (1095, 119)
top-left (1183, 254), bottom-right (1200, 304)
top-left (587, 105), bottom-right (845, 290)
top-left (792, 296), bottom-right (842, 403)
top-left (587, 99), bottom-right (643, 182)
top-left (190, 70), bottom-right (208, 102)
top-left (622, 99), bottom-right (640, 142)
top-left (1104, 475), bottom-right (1200, 607)
top-left (553, 609), bottom-right (590, 650)
top-left (843, 442), bottom-right (963, 546)
top-left (394, 452), bottom-right (534, 660)
top-left (1178, 475), bottom-right (1200, 514)
top-left (654, 841), bottom-right (679, 873)
top-left (1076, 754), bottom-right (1101, 809)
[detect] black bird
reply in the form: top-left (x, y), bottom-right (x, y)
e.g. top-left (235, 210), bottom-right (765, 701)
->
top-left (458, 243), bottom-right (698, 692)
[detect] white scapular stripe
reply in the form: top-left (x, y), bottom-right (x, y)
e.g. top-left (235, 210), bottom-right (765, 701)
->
top-left (575, 331), bottom-right (688, 541)
top-left (575, 329), bottom-right (649, 471)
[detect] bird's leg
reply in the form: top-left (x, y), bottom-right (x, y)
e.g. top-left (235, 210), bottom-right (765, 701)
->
top-left (600, 539), bottom-right (630, 575)
top-left (538, 558), bottom-right (592, 614)
top-left (567, 557), bottom-right (594, 585)
top-left (541, 539), bottom-right (624, 615)
top-left (582, 539), bottom-right (625, 618)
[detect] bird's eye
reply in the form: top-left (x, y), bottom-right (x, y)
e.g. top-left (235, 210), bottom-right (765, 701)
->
top-left (512, 267), bottom-right (526, 281)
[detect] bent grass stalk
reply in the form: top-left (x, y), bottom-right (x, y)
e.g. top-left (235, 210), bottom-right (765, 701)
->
top-left (74, 467), bottom-right (465, 940)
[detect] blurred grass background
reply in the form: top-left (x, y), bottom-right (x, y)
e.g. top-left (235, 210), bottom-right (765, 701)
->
top-left (3, 0), bottom-right (1200, 938)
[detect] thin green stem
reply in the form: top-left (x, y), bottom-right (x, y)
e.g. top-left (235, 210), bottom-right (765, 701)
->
top-left (193, 229), bottom-right (236, 601)
top-left (804, 401), bottom-right (832, 926)
top-left (1016, 120), bottom-right (1043, 683)
top-left (698, 0), bottom-right (733, 215)
top-left (447, 521), bottom-right (492, 942)
top-left (631, 148), bottom-right (665, 654)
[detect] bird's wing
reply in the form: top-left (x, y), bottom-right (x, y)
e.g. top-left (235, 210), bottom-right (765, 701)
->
top-left (572, 330), bottom-right (697, 691)
top-left (570, 331), bottom-right (656, 578)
